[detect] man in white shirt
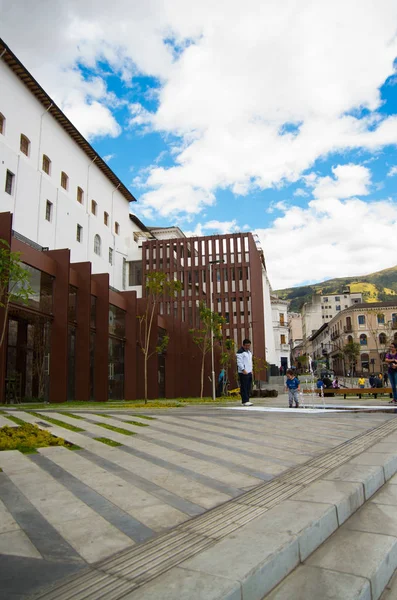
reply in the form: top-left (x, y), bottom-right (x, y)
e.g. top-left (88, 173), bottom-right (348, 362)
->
top-left (236, 338), bottom-right (253, 406)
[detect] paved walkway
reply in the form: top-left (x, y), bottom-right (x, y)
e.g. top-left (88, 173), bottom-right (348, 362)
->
top-left (0, 398), bottom-right (396, 599)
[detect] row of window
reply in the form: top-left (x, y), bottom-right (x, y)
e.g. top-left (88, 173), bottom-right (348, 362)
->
top-left (1, 118), bottom-right (121, 234)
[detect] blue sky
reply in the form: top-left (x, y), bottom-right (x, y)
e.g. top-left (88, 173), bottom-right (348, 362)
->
top-left (1, 0), bottom-right (397, 288)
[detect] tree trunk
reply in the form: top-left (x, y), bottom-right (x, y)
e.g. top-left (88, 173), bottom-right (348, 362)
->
top-left (200, 352), bottom-right (205, 398)
top-left (144, 354), bottom-right (148, 404)
top-left (0, 302), bottom-right (9, 349)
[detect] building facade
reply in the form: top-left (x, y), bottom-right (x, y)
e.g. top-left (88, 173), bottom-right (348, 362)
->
top-left (302, 291), bottom-right (363, 341)
top-left (270, 296), bottom-right (290, 372)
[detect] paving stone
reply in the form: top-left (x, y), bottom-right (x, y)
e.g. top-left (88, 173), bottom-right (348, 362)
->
top-left (306, 528), bottom-right (397, 600)
top-left (0, 529), bottom-right (42, 559)
top-left (323, 463), bottom-right (385, 500)
top-left (121, 565), bottom-right (242, 600)
top-left (350, 452), bottom-right (397, 480)
top-left (344, 501), bottom-right (397, 537)
top-left (291, 479), bottom-right (365, 525)
top-left (0, 498), bottom-right (20, 534)
top-left (265, 564), bottom-right (371, 600)
top-left (371, 484), bottom-right (397, 507)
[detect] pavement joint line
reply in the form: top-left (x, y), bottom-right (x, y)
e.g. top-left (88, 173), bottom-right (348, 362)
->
top-left (30, 414), bottom-right (397, 599)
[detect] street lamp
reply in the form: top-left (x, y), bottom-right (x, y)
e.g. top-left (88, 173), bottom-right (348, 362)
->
top-left (209, 259), bottom-right (224, 401)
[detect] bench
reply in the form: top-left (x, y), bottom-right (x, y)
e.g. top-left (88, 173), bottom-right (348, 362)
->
top-left (303, 387), bottom-right (393, 399)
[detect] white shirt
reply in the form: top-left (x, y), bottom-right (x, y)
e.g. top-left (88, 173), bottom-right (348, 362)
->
top-left (236, 348), bottom-right (253, 374)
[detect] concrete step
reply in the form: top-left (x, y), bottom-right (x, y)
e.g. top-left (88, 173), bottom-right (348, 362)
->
top-left (265, 465), bottom-right (397, 599)
top-left (29, 419), bottom-right (397, 599)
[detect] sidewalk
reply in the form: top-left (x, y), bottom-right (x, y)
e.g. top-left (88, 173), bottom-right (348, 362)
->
top-left (0, 397), bottom-right (396, 599)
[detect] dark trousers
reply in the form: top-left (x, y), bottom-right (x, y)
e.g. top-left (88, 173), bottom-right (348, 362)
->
top-left (390, 370), bottom-right (397, 401)
top-left (239, 373), bottom-right (252, 404)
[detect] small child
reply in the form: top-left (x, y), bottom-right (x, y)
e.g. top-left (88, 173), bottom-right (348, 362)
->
top-left (285, 369), bottom-right (300, 408)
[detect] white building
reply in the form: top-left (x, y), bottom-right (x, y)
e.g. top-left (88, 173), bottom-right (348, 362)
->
top-left (302, 291), bottom-right (363, 341)
top-left (270, 296), bottom-right (290, 371)
top-left (0, 38), bottom-right (151, 295)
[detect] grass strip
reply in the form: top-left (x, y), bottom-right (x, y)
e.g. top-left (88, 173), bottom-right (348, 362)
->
top-left (132, 414), bottom-right (156, 420)
top-left (123, 420), bottom-right (149, 427)
top-left (95, 422), bottom-right (136, 436)
top-left (58, 412), bottom-right (83, 420)
top-left (94, 437), bottom-right (122, 447)
top-left (29, 412), bottom-right (85, 432)
top-left (68, 444), bottom-right (82, 451)
top-left (4, 415), bottom-right (26, 426)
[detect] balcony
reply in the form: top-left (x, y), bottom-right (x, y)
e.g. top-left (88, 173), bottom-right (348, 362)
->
top-left (392, 322), bottom-right (397, 330)
top-left (344, 325), bottom-right (352, 333)
top-left (331, 331), bottom-right (340, 340)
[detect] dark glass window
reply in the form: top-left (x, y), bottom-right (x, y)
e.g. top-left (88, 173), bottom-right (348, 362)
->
top-left (128, 261), bottom-right (142, 286)
top-left (5, 170), bottom-right (14, 195)
top-left (109, 304), bottom-right (126, 337)
top-left (12, 264), bottom-right (54, 313)
top-left (68, 285), bottom-right (78, 322)
top-left (90, 296), bottom-right (97, 329)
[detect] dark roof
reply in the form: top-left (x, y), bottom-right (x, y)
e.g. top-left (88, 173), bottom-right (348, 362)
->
top-left (348, 301), bottom-right (397, 310)
top-left (129, 214), bottom-right (151, 233)
top-left (0, 38), bottom-right (136, 204)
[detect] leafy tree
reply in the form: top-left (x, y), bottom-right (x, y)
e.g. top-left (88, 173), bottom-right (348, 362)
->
top-left (252, 355), bottom-right (268, 392)
top-left (219, 338), bottom-right (235, 395)
top-left (342, 341), bottom-right (360, 378)
top-left (0, 240), bottom-right (33, 349)
top-left (137, 272), bottom-right (181, 403)
top-left (189, 302), bottom-right (226, 398)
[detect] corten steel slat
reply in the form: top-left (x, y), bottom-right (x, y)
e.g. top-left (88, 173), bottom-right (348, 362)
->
top-left (73, 262), bottom-right (92, 402)
top-left (241, 234), bottom-right (249, 340)
top-left (46, 248), bottom-right (70, 404)
top-left (32, 417), bottom-right (397, 600)
top-left (0, 212), bottom-right (12, 403)
top-left (91, 273), bottom-right (109, 402)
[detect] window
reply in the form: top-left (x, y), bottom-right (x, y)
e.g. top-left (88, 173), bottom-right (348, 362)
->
top-left (5, 170), bottom-right (14, 195)
top-left (109, 248), bottom-right (113, 265)
top-left (358, 315), bottom-right (366, 325)
top-left (94, 234), bottom-right (101, 255)
top-left (104, 212), bottom-right (109, 226)
top-left (379, 333), bottom-right (387, 345)
top-left (0, 113), bottom-right (5, 135)
top-left (323, 297), bottom-right (328, 303)
top-left (77, 186), bottom-right (84, 204)
top-left (115, 221), bottom-right (120, 235)
top-left (359, 333), bottom-right (367, 346)
top-left (76, 224), bottom-right (83, 243)
top-left (91, 200), bottom-right (97, 215)
top-left (60, 171), bottom-right (69, 190)
top-left (280, 334), bottom-right (286, 344)
top-left (42, 155), bottom-right (51, 175)
top-left (347, 335), bottom-right (353, 343)
top-left (20, 134), bottom-right (30, 156)
top-left (280, 313), bottom-right (285, 326)
top-left (335, 296), bottom-right (340, 302)
top-left (377, 313), bottom-right (385, 324)
top-left (336, 305), bottom-right (341, 311)
top-left (45, 200), bottom-right (53, 222)
top-left (128, 260), bottom-right (142, 286)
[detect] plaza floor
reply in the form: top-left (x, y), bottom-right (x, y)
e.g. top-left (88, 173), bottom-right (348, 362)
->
top-left (0, 395), bottom-right (396, 599)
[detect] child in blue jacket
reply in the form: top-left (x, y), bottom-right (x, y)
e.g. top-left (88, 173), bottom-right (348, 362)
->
top-left (285, 369), bottom-right (300, 408)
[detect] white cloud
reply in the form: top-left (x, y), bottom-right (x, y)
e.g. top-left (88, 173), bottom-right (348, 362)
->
top-left (255, 194), bottom-right (397, 289)
top-left (308, 164), bottom-right (372, 200)
top-left (103, 154), bottom-right (116, 162)
top-left (2, 1), bottom-right (397, 208)
top-left (387, 166), bottom-right (397, 177)
top-left (293, 189), bottom-right (309, 197)
top-left (186, 219), bottom-right (240, 236)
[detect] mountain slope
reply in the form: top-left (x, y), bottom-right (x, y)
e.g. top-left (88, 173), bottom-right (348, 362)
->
top-left (275, 265), bottom-right (397, 313)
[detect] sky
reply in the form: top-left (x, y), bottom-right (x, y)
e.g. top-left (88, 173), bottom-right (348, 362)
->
top-left (1, 0), bottom-right (397, 290)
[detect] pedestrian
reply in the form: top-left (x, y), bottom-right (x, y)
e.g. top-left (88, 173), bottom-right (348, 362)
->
top-left (378, 373), bottom-right (383, 387)
top-left (285, 369), bottom-right (300, 408)
top-left (369, 374), bottom-right (376, 388)
top-left (217, 368), bottom-right (225, 397)
top-left (332, 377), bottom-right (340, 389)
top-left (358, 376), bottom-right (366, 389)
top-left (384, 372), bottom-right (389, 386)
top-left (236, 338), bottom-right (253, 406)
top-left (385, 342), bottom-right (397, 404)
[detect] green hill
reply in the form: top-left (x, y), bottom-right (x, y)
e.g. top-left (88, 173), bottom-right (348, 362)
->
top-left (275, 265), bottom-right (397, 313)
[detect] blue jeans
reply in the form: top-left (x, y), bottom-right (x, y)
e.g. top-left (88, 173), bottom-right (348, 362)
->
top-left (389, 369), bottom-right (397, 401)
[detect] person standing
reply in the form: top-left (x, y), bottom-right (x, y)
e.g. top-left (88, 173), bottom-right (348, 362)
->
top-left (358, 376), bottom-right (366, 389)
top-left (285, 369), bottom-right (300, 408)
top-left (384, 371), bottom-right (389, 387)
top-left (385, 342), bottom-right (397, 404)
top-left (236, 339), bottom-right (253, 406)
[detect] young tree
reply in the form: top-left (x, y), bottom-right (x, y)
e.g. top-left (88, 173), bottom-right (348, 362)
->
top-left (189, 302), bottom-right (226, 398)
top-left (219, 338), bottom-right (235, 395)
top-left (0, 240), bottom-right (33, 349)
top-left (342, 341), bottom-right (360, 379)
top-left (137, 272), bottom-right (181, 403)
top-left (252, 356), bottom-right (268, 393)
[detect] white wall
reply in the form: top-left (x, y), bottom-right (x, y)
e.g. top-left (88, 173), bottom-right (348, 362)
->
top-left (262, 270), bottom-right (277, 365)
top-left (0, 59), bottom-right (146, 292)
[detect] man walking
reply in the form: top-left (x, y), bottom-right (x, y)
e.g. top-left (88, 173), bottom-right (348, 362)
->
top-left (236, 338), bottom-right (253, 406)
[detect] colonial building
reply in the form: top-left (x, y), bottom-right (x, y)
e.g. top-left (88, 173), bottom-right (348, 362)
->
top-left (301, 291), bottom-right (363, 341)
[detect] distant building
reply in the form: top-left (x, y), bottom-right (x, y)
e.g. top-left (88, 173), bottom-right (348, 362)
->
top-left (270, 296), bottom-right (290, 372)
top-left (302, 291), bottom-right (362, 341)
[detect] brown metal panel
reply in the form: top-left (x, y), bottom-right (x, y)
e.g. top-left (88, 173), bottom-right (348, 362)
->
top-left (109, 289), bottom-right (127, 310)
top-left (248, 234), bottom-right (266, 375)
top-left (123, 290), bottom-right (137, 401)
top-left (46, 249), bottom-right (70, 404)
top-left (73, 262), bottom-right (91, 402)
top-left (11, 239), bottom-right (56, 276)
top-left (0, 212), bottom-right (12, 403)
top-left (92, 273), bottom-right (109, 402)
